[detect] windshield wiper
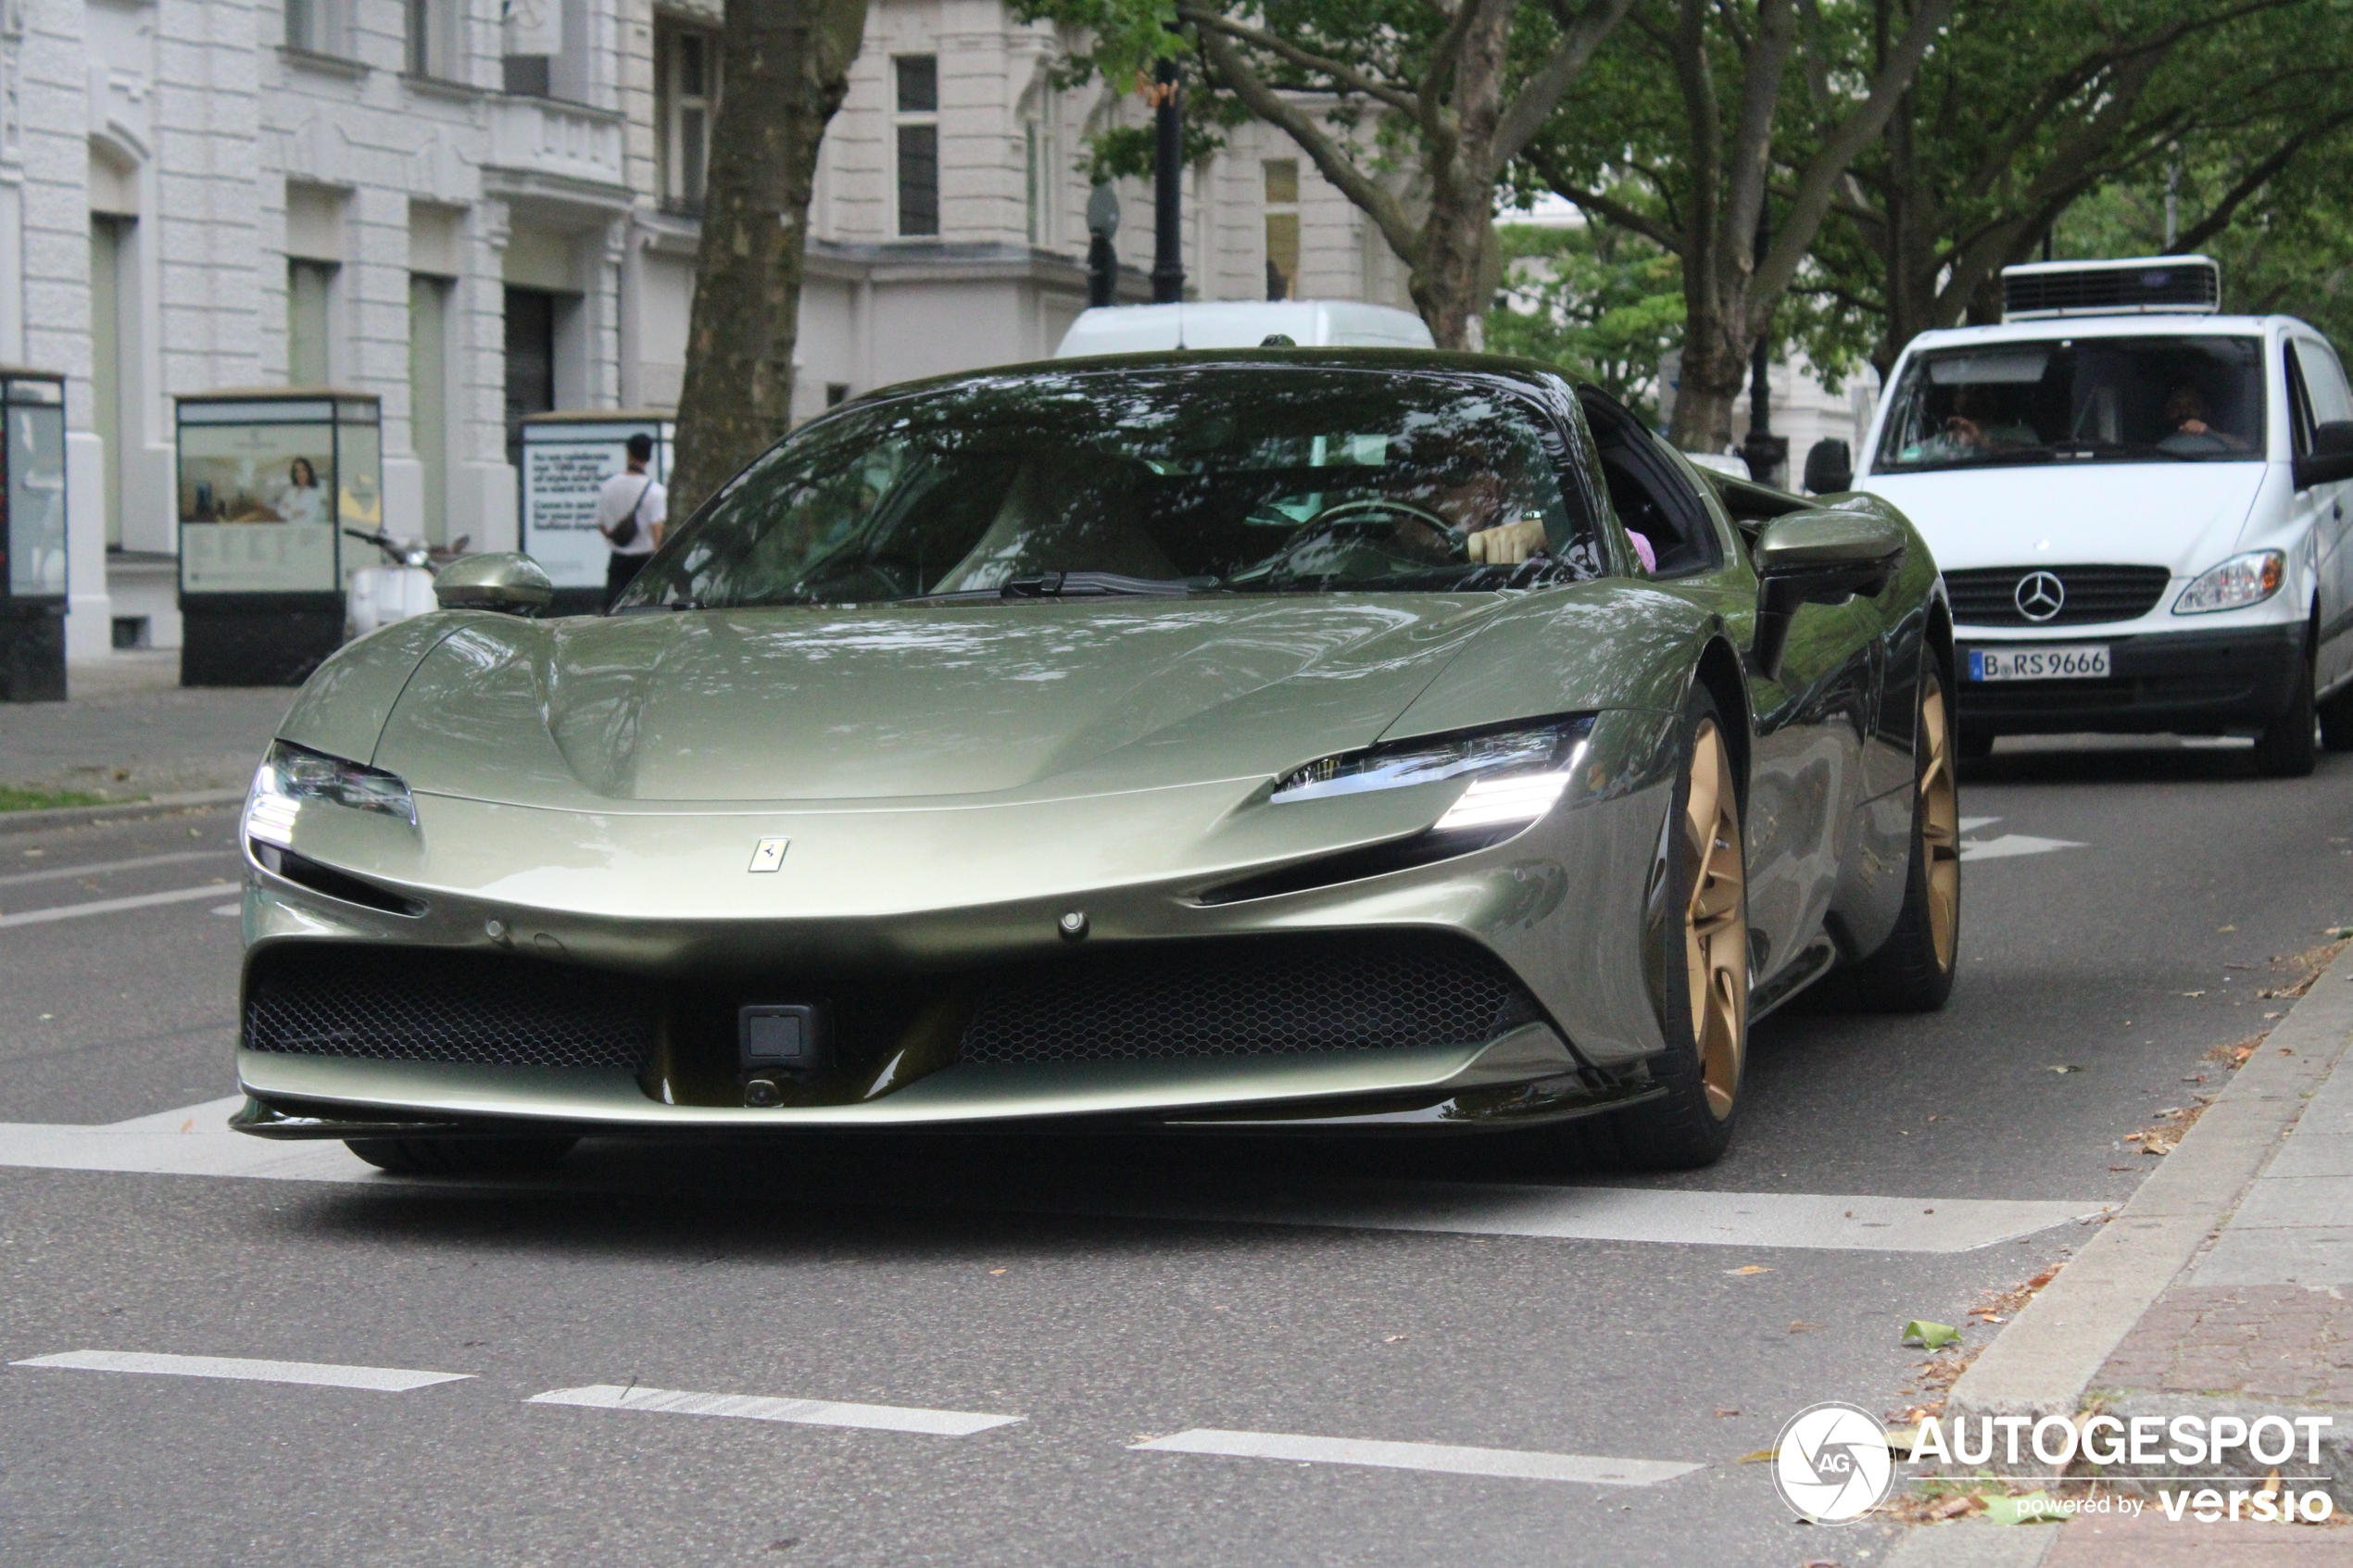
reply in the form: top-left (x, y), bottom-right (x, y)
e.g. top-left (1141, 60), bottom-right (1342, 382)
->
top-left (1000, 571), bottom-right (1206, 598)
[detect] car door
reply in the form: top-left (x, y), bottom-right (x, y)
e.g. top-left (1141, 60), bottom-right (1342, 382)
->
top-left (1623, 433), bottom-right (1870, 993)
top-left (2287, 338), bottom-right (2353, 691)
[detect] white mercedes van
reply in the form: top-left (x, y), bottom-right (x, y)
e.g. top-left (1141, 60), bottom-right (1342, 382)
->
top-left (1852, 257), bottom-right (2353, 775)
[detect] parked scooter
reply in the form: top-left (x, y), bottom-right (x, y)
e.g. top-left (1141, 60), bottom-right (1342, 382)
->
top-left (343, 528), bottom-right (472, 637)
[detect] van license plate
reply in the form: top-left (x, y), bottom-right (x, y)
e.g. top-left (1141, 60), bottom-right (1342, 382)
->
top-left (1969, 646), bottom-right (2110, 681)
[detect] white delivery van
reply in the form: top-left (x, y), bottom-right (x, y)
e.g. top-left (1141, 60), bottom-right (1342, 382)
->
top-left (1053, 299), bottom-right (1436, 358)
top-left (1853, 256), bottom-right (2353, 775)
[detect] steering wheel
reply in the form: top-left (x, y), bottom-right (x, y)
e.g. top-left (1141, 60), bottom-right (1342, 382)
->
top-left (1290, 497), bottom-right (1463, 555)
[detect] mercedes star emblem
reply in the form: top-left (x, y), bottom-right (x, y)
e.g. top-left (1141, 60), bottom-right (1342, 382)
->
top-left (2015, 571), bottom-right (2065, 622)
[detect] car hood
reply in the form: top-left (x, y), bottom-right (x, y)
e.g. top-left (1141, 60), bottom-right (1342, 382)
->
top-left (371, 596), bottom-right (1520, 806)
top-left (1860, 462), bottom-right (2267, 572)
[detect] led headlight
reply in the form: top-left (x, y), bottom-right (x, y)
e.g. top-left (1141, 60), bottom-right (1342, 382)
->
top-left (2173, 550), bottom-right (2284, 615)
top-left (245, 739), bottom-right (415, 847)
top-left (1273, 715), bottom-right (1593, 832)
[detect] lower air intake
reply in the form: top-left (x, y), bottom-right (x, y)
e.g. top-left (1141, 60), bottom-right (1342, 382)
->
top-left (244, 944), bottom-right (652, 1073)
top-left (959, 934), bottom-right (1540, 1066)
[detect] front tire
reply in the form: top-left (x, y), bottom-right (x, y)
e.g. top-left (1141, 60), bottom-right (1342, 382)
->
top-left (2254, 633), bottom-right (2318, 778)
top-left (1832, 665), bottom-right (1960, 1011)
top-left (346, 1136), bottom-right (578, 1175)
top-left (1570, 686), bottom-right (1749, 1172)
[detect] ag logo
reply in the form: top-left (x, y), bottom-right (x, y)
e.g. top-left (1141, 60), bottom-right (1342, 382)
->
top-left (2015, 570), bottom-right (2065, 622)
top-left (1772, 1401), bottom-right (1894, 1524)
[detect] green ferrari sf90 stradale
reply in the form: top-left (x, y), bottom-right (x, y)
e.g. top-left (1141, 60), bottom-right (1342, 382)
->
top-left (231, 351), bottom-right (1958, 1174)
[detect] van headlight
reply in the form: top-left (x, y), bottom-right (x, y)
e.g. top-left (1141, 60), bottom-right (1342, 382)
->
top-left (245, 740), bottom-right (415, 847)
top-left (1273, 715), bottom-right (1594, 831)
top-left (2173, 550), bottom-right (2285, 615)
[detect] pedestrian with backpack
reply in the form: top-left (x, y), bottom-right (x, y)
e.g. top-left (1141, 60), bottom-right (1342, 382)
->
top-left (597, 432), bottom-right (667, 608)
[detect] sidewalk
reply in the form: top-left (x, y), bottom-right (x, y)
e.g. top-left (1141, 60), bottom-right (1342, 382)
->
top-left (0, 656), bottom-right (292, 805)
top-left (1889, 943), bottom-right (2353, 1566)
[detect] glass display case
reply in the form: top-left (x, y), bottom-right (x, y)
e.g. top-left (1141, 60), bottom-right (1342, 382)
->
top-left (0, 369), bottom-right (68, 702)
top-left (176, 390), bottom-right (380, 685)
top-left (520, 411), bottom-right (675, 616)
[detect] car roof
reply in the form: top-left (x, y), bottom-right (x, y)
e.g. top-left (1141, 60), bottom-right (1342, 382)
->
top-left (1894, 314), bottom-right (2315, 359)
top-left (835, 348), bottom-right (1581, 413)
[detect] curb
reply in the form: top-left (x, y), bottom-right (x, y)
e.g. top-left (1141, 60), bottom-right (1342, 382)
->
top-left (0, 788), bottom-right (246, 835)
top-left (1943, 941), bottom-right (2353, 1449)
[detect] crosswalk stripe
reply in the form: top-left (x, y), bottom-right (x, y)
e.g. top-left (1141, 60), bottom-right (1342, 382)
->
top-left (1959, 833), bottom-right (2085, 862)
top-left (528, 1383), bottom-right (1022, 1436)
top-left (0, 849), bottom-right (233, 889)
top-left (1130, 1428), bottom-right (1698, 1486)
top-left (0, 1098), bottom-right (2103, 1252)
top-left (11, 1348), bottom-right (470, 1391)
top-left (0, 884), bottom-right (237, 928)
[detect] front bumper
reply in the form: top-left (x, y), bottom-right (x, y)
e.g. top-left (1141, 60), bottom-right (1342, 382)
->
top-left (1955, 623), bottom-right (2303, 736)
top-left (232, 713), bottom-right (1688, 1136)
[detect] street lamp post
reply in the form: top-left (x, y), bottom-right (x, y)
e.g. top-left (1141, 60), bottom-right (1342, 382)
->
top-left (1740, 214), bottom-right (1788, 486)
top-left (1150, 58), bottom-right (1185, 305)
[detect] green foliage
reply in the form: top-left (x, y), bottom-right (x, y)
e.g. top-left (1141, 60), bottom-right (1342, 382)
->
top-left (1484, 221), bottom-right (1684, 422)
top-left (0, 786), bottom-right (109, 813)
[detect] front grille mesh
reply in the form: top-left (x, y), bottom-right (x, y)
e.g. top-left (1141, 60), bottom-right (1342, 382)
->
top-left (245, 946), bottom-right (652, 1073)
top-left (959, 935), bottom-right (1538, 1066)
top-left (1945, 565), bottom-right (2172, 626)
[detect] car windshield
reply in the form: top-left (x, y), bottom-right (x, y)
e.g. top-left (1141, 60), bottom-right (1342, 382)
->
top-left (615, 365), bottom-right (1604, 611)
top-left (1874, 334), bottom-right (2266, 472)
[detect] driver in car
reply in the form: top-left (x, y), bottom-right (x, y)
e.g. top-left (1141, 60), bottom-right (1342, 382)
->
top-left (2163, 384), bottom-right (2249, 451)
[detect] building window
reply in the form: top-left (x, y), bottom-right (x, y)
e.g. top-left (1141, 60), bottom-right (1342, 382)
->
top-left (501, 0), bottom-right (559, 95)
top-left (285, 0), bottom-right (346, 56)
top-left (657, 24), bottom-right (720, 210)
top-left (825, 383), bottom-right (850, 408)
top-left (288, 260), bottom-right (337, 385)
top-left (895, 55), bottom-right (938, 238)
top-left (406, 0), bottom-right (455, 78)
top-left (1264, 159), bottom-right (1300, 301)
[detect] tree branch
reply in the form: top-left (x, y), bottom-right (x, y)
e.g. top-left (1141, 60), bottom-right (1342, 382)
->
top-left (1176, 6), bottom-right (1422, 116)
top-left (2171, 105), bottom-right (2353, 252)
top-left (1490, 0), bottom-right (1637, 173)
top-left (1189, 24), bottom-right (1423, 264)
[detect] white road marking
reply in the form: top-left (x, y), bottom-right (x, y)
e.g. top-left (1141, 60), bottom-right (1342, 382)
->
top-left (1958, 833), bottom-right (2086, 862)
top-left (0, 1098), bottom-right (2102, 1251)
top-left (0, 849), bottom-right (233, 888)
top-left (528, 1383), bottom-right (1022, 1436)
top-left (11, 1348), bottom-right (471, 1392)
top-left (0, 883), bottom-right (238, 928)
top-left (1957, 816), bottom-right (1999, 833)
top-left (211, 903), bottom-right (241, 916)
top-left (1131, 1428), bottom-right (1698, 1486)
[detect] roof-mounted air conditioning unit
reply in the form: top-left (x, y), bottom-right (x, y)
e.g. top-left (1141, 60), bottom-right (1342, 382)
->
top-left (2000, 256), bottom-right (2221, 320)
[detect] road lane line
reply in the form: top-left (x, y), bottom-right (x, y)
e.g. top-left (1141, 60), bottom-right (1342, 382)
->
top-left (1958, 833), bottom-right (2085, 862)
top-left (11, 1349), bottom-right (470, 1392)
top-left (0, 884), bottom-right (237, 927)
top-left (1131, 1428), bottom-right (1698, 1486)
top-left (528, 1383), bottom-right (1023, 1436)
top-left (0, 1098), bottom-right (2104, 1249)
top-left (0, 849), bottom-right (234, 888)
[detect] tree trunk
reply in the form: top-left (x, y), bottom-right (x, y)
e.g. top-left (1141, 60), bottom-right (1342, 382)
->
top-left (671, 0), bottom-right (868, 518)
top-left (1670, 291), bottom-right (1745, 453)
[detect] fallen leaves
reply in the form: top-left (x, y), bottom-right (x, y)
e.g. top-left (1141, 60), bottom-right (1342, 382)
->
top-left (2047, 1064), bottom-right (2086, 1073)
top-left (1712, 1407), bottom-right (1739, 1417)
top-left (1902, 1320), bottom-right (1961, 1348)
top-left (1788, 1321), bottom-right (1822, 1335)
top-left (1725, 1264), bottom-right (1772, 1276)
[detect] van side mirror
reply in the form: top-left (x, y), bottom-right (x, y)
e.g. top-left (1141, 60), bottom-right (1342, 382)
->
top-left (1802, 438), bottom-right (1853, 495)
top-left (433, 552), bottom-right (553, 615)
top-left (2294, 421), bottom-right (2353, 491)
top-left (1749, 510), bottom-right (1906, 680)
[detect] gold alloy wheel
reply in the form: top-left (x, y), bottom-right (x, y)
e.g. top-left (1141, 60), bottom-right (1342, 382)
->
top-left (1920, 677), bottom-right (1960, 972)
top-left (1683, 719), bottom-right (1747, 1121)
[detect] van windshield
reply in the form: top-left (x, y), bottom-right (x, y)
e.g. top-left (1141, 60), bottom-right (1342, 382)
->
top-left (1875, 335), bottom-right (2265, 472)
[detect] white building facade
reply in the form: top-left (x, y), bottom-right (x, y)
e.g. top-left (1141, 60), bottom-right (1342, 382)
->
top-left (1, 0), bottom-right (1416, 671)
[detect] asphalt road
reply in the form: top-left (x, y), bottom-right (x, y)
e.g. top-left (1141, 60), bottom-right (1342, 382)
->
top-left (1, 737), bottom-right (2347, 1568)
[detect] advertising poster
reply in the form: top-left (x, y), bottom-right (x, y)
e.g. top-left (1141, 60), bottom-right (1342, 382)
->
top-left (522, 420), bottom-right (672, 588)
top-left (177, 420), bottom-right (339, 594)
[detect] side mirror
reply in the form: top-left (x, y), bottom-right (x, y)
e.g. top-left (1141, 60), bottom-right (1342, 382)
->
top-left (433, 552), bottom-right (554, 615)
top-left (1749, 510), bottom-right (1907, 680)
top-left (2294, 421), bottom-right (2353, 491)
top-left (1802, 438), bottom-right (1854, 495)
